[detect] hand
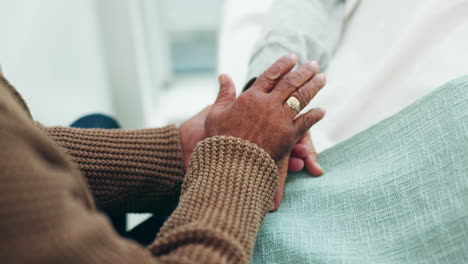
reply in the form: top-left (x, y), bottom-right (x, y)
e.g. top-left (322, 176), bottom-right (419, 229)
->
top-left (179, 106), bottom-right (212, 171)
top-left (289, 132), bottom-right (323, 175)
top-left (243, 60), bottom-right (326, 211)
top-left (177, 97), bottom-right (323, 176)
top-left (205, 54), bottom-right (326, 165)
top-left (244, 77), bottom-right (323, 175)
top-left (271, 131), bottom-right (324, 211)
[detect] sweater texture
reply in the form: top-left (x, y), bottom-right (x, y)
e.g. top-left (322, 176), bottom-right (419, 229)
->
top-left (0, 74), bottom-right (279, 264)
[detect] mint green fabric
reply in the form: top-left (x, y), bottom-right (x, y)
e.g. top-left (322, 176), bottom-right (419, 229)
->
top-left (253, 76), bottom-right (468, 263)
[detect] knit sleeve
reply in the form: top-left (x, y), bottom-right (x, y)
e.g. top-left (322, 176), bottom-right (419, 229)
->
top-left (36, 124), bottom-right (185, 213)
top-left (150, 136), bottom-right (279, 262)
top-left (1, 74), bottom-right (280, 264)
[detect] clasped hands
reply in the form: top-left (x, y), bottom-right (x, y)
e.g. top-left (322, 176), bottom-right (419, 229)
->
top-left (179, 54), bottom-right (326, 211)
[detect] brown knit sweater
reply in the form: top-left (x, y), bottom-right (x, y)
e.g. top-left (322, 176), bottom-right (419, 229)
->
top-left (0, 75), bottom-right (279, 263)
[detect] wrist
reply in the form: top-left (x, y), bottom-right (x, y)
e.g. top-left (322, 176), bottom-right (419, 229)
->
top-left (154, 136), bottom-right (279, 259)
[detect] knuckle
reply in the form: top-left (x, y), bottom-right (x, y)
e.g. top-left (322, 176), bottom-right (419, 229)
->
top-left (257, 75), bottom-right (275, 88)
top-left (263, 65), bottom-right (283, 81)
top-left (303, 114), bottom-right (313, 127)
top-left (296, 88), bottom-right (312, 105)
top-left (283, 71), bottom-right (304, 88)
top-left (301, 77), bottom-right (322, 99)
top-left (304, 112), bottom-right (320, 127)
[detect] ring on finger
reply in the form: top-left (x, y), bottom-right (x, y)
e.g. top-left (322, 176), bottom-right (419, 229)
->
top-left (286, 96), bottom-right (301, 113)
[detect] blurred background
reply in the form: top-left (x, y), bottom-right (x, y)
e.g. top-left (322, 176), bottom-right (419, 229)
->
top-left (2, 0), bottom-right (467, 234)
top-left (0, 0), bottom-right (232, 230)
top-left (0, 0), bottom-right (272, 230)
top-left (0, 0), bottom-right (225, 129)
top-left (2, 0), bottom-right (467, 233)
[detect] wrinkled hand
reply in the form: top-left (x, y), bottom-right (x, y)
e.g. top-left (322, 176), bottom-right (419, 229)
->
top-left (265, 62), bottom-right (326, 211)
top-left (178, 107), bottom-right (321, 176)
top-left (178, 106), bottom-right (322, 177)
top-left (205, 53), bottom-right (326, 185)
top-left (243, 67), bottom-right (326, 211)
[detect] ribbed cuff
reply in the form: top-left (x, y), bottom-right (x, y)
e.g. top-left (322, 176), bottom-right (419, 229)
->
top-left (151, 136), bottom-right (279, 263)
top-left (38, 123), bottom-right (185, 212)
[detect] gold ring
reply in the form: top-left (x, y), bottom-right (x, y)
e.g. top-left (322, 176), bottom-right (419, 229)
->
top-left (286, 96), bottom-right (301, 112)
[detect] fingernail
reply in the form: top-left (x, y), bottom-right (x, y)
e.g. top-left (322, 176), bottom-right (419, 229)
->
top-left (316, 73), bottom-right (327, 84)
top-left (288, 53), bottom-right (298, 61)
top-left (314, 161), bottom-right (324, 173)
top-left (317, 108), bottom-right (326, 116)
top-left (308, 61), bottom-right (319, 69)
top-left (271, 201), bottom-right (276, 211)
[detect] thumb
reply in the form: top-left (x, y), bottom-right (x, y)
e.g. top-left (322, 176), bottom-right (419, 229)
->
top-left (214, 74), bottom-right (236, 108)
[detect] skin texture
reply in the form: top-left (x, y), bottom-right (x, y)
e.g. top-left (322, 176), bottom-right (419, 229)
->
top-left (179, 55), bottom-right (326, 211)
top-left (179, 106), bottom-right (212, 171)
top-left (205, 53), bottom-right (325, 189)
top-left (179, 55), bottom-right (327, 211)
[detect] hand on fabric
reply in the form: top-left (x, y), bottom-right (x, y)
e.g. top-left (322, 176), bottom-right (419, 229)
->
top-left (289, 132), bottom-right (323, 175)
top-left (205, 53), bottom-right (326, 168)
top-left (179, 105), bottom-right (212, 171)
top-left (271, 131), bottom-right (324, 211)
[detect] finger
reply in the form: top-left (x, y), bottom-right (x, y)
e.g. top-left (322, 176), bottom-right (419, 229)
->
top-left (290, 143), bottom-right (308, 158)
top-left (305, 156), bottom-right (323, 177)
top-left (294, 108), bottom-right (326, 138)
top-left (272, 61), bottom-right (320, 100)
top-left (270, 156), bottom-right (289, 212)
top-left (288, 157), bottom-right (304, 172)
top-left (214, 74), bottom-right (237, 109)
top-left (299, 132), bottom-right (323, 176)
top-left (254, 54), bottom-right (298, 93)
top-left (283, 72), bottom-right (326, 117)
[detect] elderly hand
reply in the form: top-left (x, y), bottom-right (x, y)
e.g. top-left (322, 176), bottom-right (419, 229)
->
top-left (205, 53), bottom-right (326, 182)
top-left (179, 106), bottom-right (212, 171)
top-left (243, 62), bottom-right (326, 211)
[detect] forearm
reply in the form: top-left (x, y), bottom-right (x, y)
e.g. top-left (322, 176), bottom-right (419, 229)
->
top-left (1, 121), bottom-right (277, 264)
top-left (247, 0), bottom-right (346, 82)
top-left (37, 124), bottom-right (185, 213)
top-left (1, 76), bottom-right (279, 263)
top-left (151, 136), bottom-right (278, 262)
